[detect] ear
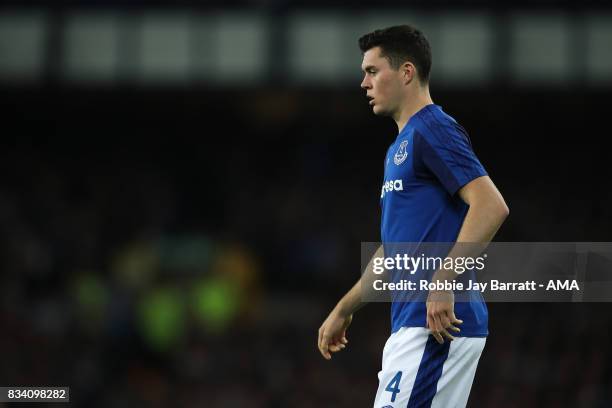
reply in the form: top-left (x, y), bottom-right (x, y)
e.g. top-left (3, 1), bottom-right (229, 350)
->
top-left (401, 62), bottom-right (416, 85)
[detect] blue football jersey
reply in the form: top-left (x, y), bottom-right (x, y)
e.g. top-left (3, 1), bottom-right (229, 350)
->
top-left (380, 104), bottom-right (488, 337)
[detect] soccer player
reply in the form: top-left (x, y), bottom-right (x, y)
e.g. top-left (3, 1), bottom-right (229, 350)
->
top-left (317, 25), bottom-right (509, 407)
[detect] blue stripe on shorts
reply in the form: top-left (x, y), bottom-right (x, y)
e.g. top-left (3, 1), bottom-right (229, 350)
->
top-left (407, 335), bottom-right (451, 407)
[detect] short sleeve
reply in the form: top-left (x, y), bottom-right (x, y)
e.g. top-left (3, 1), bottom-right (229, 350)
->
top-left (414, 123), bottom-right (487, 196)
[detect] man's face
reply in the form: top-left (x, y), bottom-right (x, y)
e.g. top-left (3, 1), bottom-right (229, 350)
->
top-left (360, 47), bottom-right (404, 117)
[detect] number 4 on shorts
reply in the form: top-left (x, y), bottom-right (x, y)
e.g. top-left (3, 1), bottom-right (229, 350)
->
top-left (385, 371), bottom-right (402, 402)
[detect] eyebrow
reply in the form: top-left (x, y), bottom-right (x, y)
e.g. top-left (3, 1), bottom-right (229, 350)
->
top-left (362, 65), bottom-right (376, 73)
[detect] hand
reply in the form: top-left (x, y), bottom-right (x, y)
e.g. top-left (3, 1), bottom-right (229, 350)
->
top-left (426, 290), bottom-right (462, 344)
top-left (318, 308), bottom-right (352, 360)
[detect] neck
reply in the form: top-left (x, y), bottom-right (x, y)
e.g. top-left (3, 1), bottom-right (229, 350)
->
top-left (394, 87), bottom-right (434, 133)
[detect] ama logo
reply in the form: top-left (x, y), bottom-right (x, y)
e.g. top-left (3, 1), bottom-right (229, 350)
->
top-left (393, 140), bottom-right (408, 165)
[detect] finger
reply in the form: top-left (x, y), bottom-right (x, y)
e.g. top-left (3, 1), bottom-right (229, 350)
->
top-left (450, 311), bottom-right (463, 324)
top-left (426, 309), bottom-right (434, 330)
top-left (440, 315), bottom-right (451, 330)
top-left (441, 328), bottom-right (455, 341)
top-left (447, 311), bottom-right (462, 332)
top-left (341, 335), bottom-right (348, 344)
top-left (441, 313), bottom-right (460, 332)
top-left (448, 324), bottom-right (461, 332)
top-left (427, 310), bottom-right (442, 342)
top-left (433, 314), bottom-right (444, 334)
top-left (329, 343), bottom-right (346, 353)
top-left (318, 327), bottom-right (327, 354)
top-left (432, 331), bottom-right (444, 344)
top-left (432, 315), bottom-right (444, 344)
top-left (319, 334), bottom-right (331, 360)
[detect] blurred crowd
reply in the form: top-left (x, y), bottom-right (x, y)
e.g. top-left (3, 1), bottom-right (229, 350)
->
top-left (0, 87), bottom-right (611, 407)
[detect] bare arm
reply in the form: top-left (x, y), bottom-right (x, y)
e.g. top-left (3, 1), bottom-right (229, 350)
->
top-left (427, 175), bottom-right (509, 343)
top-left (455, 175), bottom-right (509, 242)
top-left (317, 244), bottom-right (385, 359)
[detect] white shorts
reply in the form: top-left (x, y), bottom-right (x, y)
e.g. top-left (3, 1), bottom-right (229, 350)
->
top-left (373, 327), bottom-right (486, 408)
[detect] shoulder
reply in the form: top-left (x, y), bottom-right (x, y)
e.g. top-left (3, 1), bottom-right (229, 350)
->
top-left (412, 106), bottom-right (470, 147)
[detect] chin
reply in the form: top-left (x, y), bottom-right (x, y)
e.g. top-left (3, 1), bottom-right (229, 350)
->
top-left (372, 105), bottom-right (390, 117)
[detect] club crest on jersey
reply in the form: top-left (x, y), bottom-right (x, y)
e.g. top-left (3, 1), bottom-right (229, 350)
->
top-left (393, 140), bottom-right (408, 165)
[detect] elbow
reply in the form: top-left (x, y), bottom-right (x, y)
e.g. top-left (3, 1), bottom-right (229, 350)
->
top-left (476, 198), bottom-right (509, 226)
top-left (497, 200), bottom-right (510, 224)
top-left (467, 193), bottom-right (509, 225)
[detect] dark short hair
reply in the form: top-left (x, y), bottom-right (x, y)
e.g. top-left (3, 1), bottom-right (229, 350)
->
top-left (358, 25), bottom-right (432, 84)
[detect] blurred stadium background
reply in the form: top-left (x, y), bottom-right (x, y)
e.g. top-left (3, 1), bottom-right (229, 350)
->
top-left (1, 0), bottom-right (611, 407)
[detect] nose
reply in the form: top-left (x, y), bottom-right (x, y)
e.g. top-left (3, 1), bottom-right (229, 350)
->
top-left (361, 74), bottom-right (371, 90)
